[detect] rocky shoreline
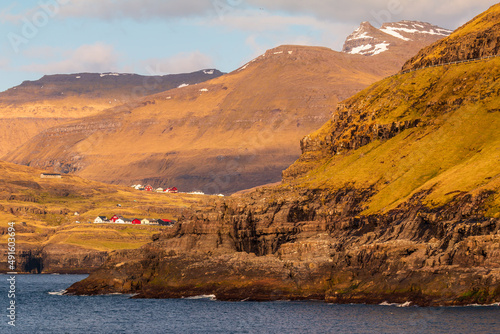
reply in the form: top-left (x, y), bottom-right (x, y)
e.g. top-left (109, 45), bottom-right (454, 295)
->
top-left (0, 244), bottom-right (108, 274)
top-left (65, 185), bottom-right (500, 306)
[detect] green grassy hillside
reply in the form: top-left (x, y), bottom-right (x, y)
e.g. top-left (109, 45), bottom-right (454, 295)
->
top-left (288, 57), bottom-right (500, 216)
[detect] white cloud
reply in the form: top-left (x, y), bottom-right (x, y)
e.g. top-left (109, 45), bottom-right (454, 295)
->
top-left (140, 51), bottom-right (214, 75)
top-left (5, 0), bottom-right (497, 29)
top-left (3, 0), bottom-right (497, 32)
top-left (45, 0), bottom-right (215, 21)
top-left (21, 42), bottom-right (120, 74)
top-left (246, 0), bottom-right (499, 29)
top-left (0, 58), bottom-right (10, 69)
top-left (210, 11), bottom-right (355, 53)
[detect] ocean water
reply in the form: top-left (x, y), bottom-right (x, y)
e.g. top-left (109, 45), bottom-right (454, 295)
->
top-left (0, 274), bottom-right (499, 334)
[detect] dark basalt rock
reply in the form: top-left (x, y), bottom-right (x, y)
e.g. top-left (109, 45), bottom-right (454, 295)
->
top-left (66, 185), bottom-right (500, 306)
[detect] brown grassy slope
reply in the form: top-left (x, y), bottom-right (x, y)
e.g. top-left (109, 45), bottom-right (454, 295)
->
top-left (7, 45), bottom-right (411, 194)
top-left (0, 71), bottom-right (223, 157)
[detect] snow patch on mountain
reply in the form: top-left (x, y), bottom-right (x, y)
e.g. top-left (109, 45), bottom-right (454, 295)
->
top-left (342, 20), bottom-right (452, 56)
top-left (347, 31), bottom-right (373, 41)
top-left (348, 42), bottom-right (390, 55)
top-left (379, 27), bottom-right (410, 41)
top-left (349, 44), bottom-right (373, 55)
top-left (100, 73), bottom-right (120, 77)
top-left (372, 42), bottom-right (390, 55)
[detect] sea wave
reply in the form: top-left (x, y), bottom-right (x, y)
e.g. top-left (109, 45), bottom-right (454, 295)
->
top-left (184, 294), bottom-right (216, 300)
top-left (48, 290), bottom-right (67, 296)
top-left (465, 302), bottom-right (500, 307)
top-left (379, 301), bottom-right (412, 307)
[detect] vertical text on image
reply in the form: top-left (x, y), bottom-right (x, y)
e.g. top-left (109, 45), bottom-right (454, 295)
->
top-left (6, 222), bottom-right (16, 327)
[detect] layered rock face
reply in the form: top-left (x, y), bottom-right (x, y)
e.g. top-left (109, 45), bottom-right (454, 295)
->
top-left (282, 104), bottom-right (421, 180)
top-left (67, 186), bottom-right (500, 305)
top-left (0, 245), bottom-right (108, 274)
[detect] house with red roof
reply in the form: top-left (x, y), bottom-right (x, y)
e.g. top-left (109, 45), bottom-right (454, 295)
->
top-left (110, 215), bottom-right (122, 223)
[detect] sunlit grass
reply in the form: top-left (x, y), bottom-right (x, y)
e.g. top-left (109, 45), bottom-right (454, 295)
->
top-left (291, 58), bottom-right (500, 215)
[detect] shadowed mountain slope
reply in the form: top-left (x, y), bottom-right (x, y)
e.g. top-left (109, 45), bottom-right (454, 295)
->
top-left (0, 70), bottom-right (223, 156)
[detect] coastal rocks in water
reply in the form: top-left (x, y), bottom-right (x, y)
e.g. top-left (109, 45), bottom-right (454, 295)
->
top-left (0, 243), bottom-right (108, 274)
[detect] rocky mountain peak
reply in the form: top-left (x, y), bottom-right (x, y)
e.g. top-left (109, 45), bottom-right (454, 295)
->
top-left (379, 21), bottom-right (452, 41)
top-left (342, 20), bottom-right (452, 56)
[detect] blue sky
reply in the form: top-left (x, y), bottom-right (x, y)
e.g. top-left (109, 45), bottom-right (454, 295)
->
top-left (0, 0), bottom-right (498, 91)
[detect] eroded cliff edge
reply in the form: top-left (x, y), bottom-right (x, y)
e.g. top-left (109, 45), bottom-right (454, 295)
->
top-left (65, 184), bottom-right (500, 306)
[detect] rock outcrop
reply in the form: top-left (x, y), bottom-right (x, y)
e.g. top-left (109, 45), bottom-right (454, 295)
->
top-left (0, 244), bottom-right (108, 274)
top-left (282, 103), bottom-right (421, 180)
top-left (402, 3), bottom-right (500, 71)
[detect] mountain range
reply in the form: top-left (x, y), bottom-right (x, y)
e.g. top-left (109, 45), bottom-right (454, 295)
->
top-left (2, 21), bottom-right (450, 194)
top-left (62, 3), bottom-right (500, 305)
top-left (3, 4), bottom-right (498, 306)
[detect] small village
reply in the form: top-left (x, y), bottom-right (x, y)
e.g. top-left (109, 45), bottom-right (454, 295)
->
top-left (93, 214), bottom-right (175, 226)
top-left (91, 185), bottom-right (181, 226)
top-left (131, 184), bottom-right (179, 193)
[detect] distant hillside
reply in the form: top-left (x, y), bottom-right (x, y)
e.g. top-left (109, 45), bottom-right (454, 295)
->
top-left (0, 70), bottom-right (223, 156)
top-left (0, 160), bottom-right (210, 273)
top-left (6, 34), bottom-right (448, 194)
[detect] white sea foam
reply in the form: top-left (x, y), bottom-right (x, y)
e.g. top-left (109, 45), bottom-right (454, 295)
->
top-left (379, 301), bottom-right (412, 307)
top-left (465, 302), bottom-right (500, 307)
top-left (48, 290), bottom-right (66, 296)
top-left (184, 294), bottom-right (216, 300)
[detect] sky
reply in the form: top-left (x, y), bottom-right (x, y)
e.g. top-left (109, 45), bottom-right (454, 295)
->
top-left (0, 0), bottom-right (498, 91)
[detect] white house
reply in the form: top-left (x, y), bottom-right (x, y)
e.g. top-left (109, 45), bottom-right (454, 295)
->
top-left (115, 218), bottom-right (125, 224)
top-left (94, 216), bottom-right (108, 224)
top-left (141, 218), bottom-right (150, 225)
